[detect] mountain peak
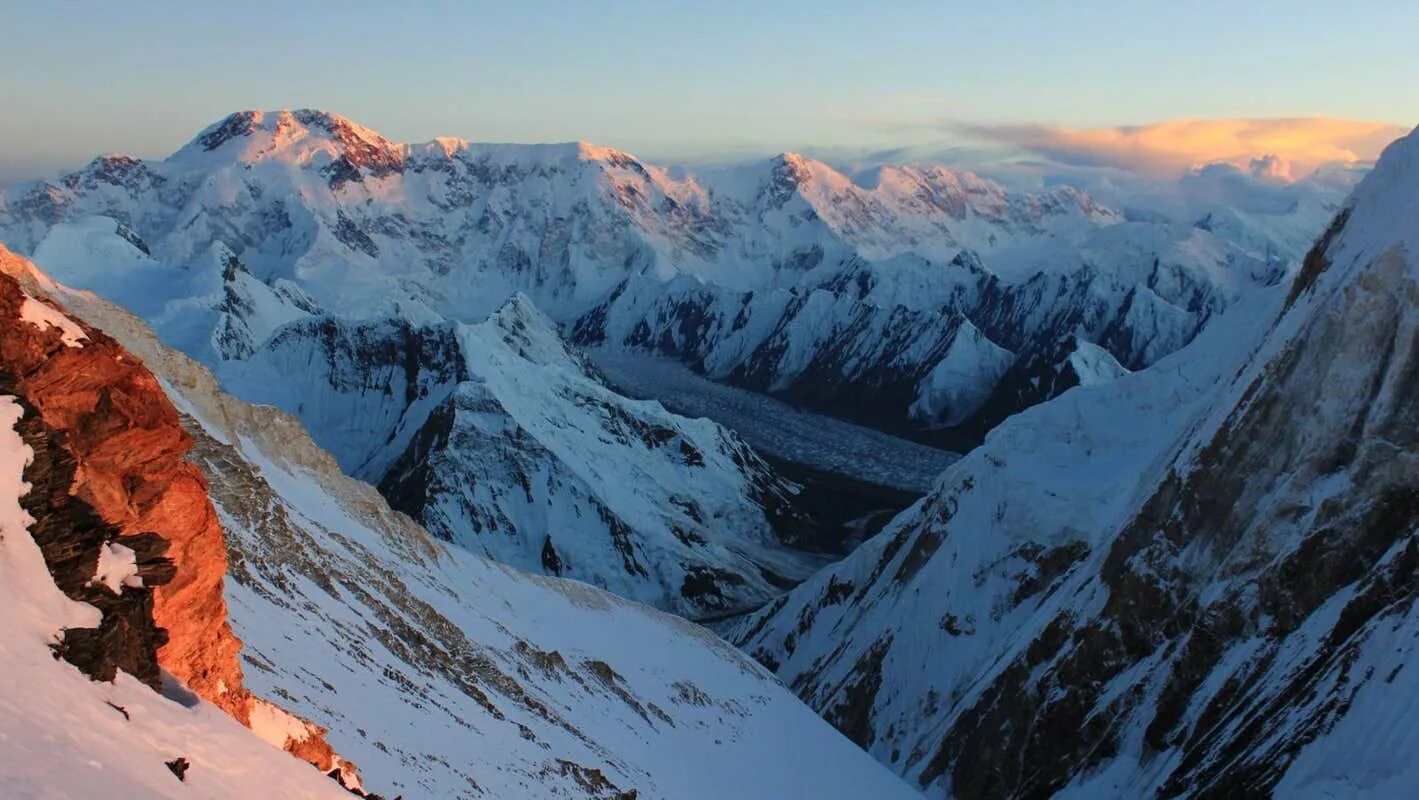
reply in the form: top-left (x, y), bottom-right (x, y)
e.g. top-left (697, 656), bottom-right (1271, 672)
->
top-left (185, 109), bottom-right (396, 159)
top-left (772, 151), bottom-right (814, 175)
top-left (1286, 123), bottom-right (1419, 305)
top-left (177, 109), bottom-right (405, 187)
top-left (1343, 123), bottom-right (1419, 244)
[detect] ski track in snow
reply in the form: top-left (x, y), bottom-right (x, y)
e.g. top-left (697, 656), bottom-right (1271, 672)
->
top-left (589, 348), bottom-right (959, 492)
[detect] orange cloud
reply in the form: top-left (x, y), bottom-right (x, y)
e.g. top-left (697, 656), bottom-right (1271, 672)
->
top-left (962, 118), bottom-right (1408, 180)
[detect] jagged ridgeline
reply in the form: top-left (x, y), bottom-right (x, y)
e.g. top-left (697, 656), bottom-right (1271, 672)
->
top-left (1, 109), bottom-right (1334, 445)
top-left (0, 108), bottom-right (1406, 799)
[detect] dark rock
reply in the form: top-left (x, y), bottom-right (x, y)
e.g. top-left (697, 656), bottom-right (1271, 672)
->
top-left (165, 757), bottom-right (190, 782)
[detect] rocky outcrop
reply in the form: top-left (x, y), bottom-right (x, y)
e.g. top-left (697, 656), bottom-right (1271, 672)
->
top-left (0, 246), bottom-right (358, 787)
top-left (3, 387), bottom-right (175, 686)
top-left (0, 263), bottom-right (249, 719)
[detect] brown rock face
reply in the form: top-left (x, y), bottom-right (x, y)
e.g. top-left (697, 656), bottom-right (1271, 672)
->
top-left (0, 248), bottom-right (357, 782)
top-left (0, 266), bottom-right (250, 720)
top-left (6, 389), bottom-right (174, 686)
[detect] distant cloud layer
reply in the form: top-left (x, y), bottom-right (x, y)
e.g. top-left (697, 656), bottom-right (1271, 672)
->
top-left (959, 118), bottom-right (1408, 180)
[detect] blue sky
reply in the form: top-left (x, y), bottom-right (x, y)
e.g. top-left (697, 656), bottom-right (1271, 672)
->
top-left (1, 0), bottom-right (1416, 180)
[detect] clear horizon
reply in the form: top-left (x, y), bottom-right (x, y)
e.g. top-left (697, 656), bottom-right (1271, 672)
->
top-left (2, 1), bottom-right (1416, 182)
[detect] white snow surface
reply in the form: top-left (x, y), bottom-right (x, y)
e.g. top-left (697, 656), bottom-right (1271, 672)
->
top-left (90, 541), bottom-right (142, 593)
top-left (0, 396), bottom-right (351, 800)
top-left (19, 293), bottom-right (88, 347)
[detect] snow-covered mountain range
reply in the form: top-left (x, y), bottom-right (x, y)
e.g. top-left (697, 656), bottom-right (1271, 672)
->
top-left (0, 110), bottom-right (1350, 612)
top-left (0, 109), bottom-right (1347, 449)
top-left (1, 245), bottom-right (920, 799)
top-left (216, 294), bottom-right (823, 618)
top-left (731, 125), bottom-right (1419, 797)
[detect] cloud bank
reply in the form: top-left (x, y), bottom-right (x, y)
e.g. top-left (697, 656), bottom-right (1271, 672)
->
top-left (957, 117), bottom-right (1407, 180)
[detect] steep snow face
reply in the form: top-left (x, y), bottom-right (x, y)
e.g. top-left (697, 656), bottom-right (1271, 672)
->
top-left (733, 126), bottom-right (1419, 798)
top-left (217, 295), bottom-right (818, 618)
top-left (0, 109), bottom-right (1339, 447)
top-left (0, 396), bottom-right (350, 800)
top-left (33, 269), bottom-right (923, 800)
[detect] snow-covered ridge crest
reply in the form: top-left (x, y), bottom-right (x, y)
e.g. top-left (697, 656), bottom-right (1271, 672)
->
top-left (180, 108), bottom-right (658, 175)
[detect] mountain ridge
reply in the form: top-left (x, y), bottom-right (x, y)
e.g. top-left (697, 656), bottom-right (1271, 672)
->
top-left (731, 123), bottom-right (1419, 798)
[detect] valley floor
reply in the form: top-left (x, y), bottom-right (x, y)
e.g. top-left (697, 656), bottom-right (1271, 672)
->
top-left (589, 349), bottom-right (959, 494)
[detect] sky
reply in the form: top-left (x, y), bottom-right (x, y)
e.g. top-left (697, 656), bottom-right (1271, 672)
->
top-left (1, 0), bottom-right (1416, 182)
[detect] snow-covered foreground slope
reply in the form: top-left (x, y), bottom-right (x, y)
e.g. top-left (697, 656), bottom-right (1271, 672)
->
top-left (733, 126), bottom-right (1419, 798)
top-left (15, 256), bottom-right (920, 799)
top-left (0, 396), bottom-right (351, 800)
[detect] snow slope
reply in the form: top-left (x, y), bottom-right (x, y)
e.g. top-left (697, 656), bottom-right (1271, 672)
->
top-left (732, 125), bottom-right (1419, 797)
top-left (0, 396), bottom-right (351, 800)
top-left (10, 254), bottom-right (921, 799)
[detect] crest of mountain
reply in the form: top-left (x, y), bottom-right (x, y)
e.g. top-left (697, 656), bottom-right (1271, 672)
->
top-left (1, 245), bottom-right (920, 799)
top-left (214, 294), bottom-right (822, 618)
top-left (0, 109), bottom-right (1340, 451)
top-left (729, 126), bottom-right (1419, 797)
